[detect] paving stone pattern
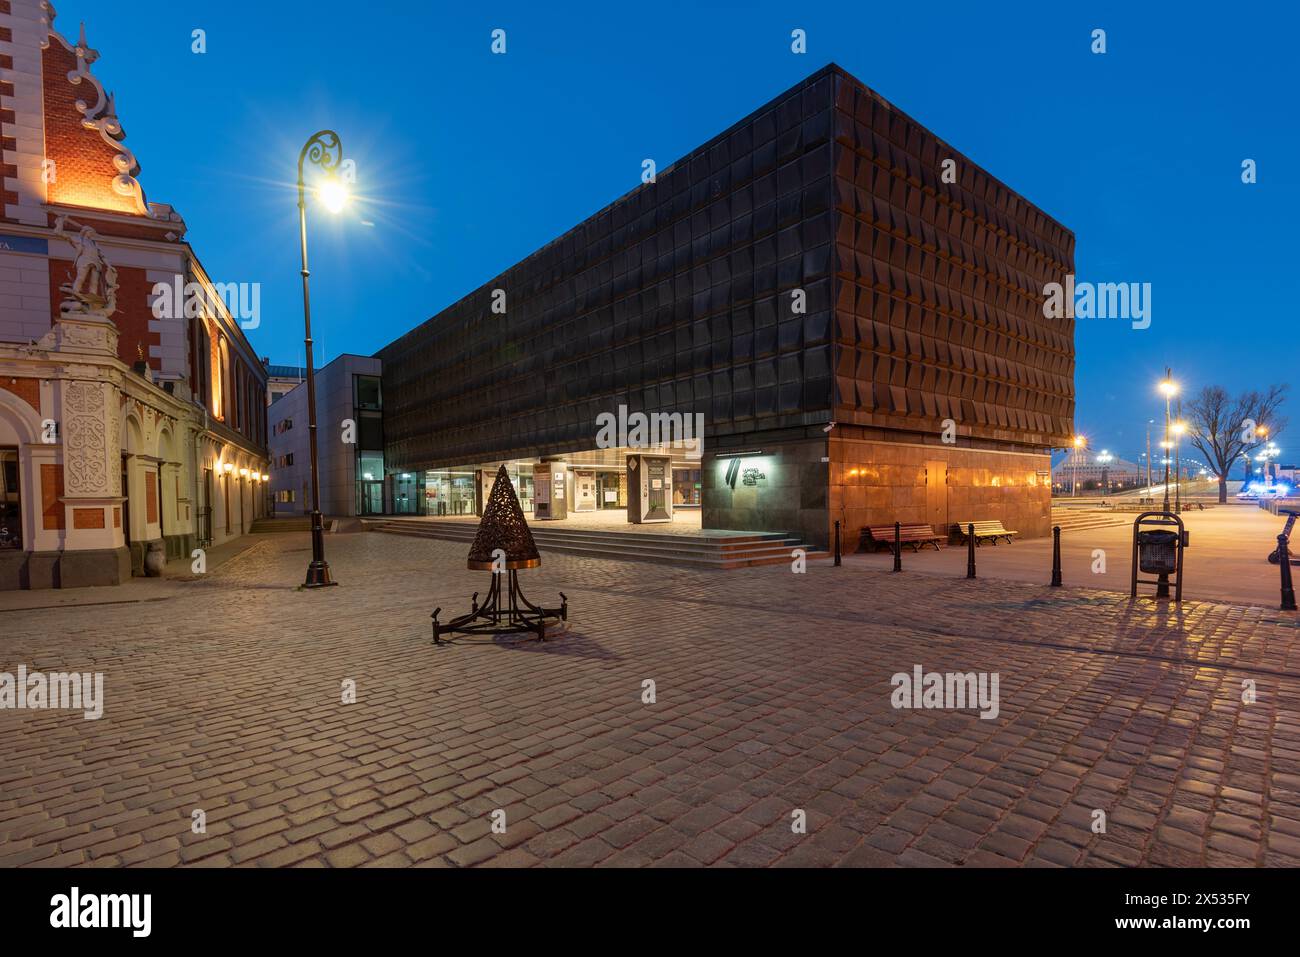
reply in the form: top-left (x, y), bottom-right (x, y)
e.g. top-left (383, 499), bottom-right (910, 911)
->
top-left (1, 532), bottom-right (1297, 868)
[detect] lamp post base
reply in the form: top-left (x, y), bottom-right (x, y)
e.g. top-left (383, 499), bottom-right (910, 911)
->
top-left (302, 513), bottom-right (337, 588)
top-left (304, 561), bottom-right (337, 588)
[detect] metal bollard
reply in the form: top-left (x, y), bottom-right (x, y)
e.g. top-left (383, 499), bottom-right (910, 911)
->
top-left (1050, 525), bottom-right (1062, 587)
top-left (966, 523), bottom-right (976, 579)
top-left (893, 521), bottom-right (902, 572)
top-left (834, 520), bottom-right (842, 567)
top-left (1280, 534), bottom-right (1297, 611)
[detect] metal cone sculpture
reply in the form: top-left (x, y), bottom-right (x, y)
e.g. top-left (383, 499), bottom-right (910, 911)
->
top-left (432, 466), bottom-right (567, 643)
top-left (467, 465), bottom-right (541, 570)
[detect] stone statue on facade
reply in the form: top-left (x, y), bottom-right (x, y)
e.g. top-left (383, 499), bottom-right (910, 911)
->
top-left (53, 214), bottom-right (118, 319)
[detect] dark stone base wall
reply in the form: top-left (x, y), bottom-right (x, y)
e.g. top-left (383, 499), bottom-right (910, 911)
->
top-left (164, 533), bottom-right (194, 562)
top-left (829, 433), bottom-right (1052, 551)
top-left (0, 547), bottom-right (132, 590)
top-left (703, 437), bottom-right (830, 547)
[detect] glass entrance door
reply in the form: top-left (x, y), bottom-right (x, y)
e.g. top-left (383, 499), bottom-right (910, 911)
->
top-left (358, 481), bottom-right (384, 515)
top-left (391, 473), bottom-right (420, 515)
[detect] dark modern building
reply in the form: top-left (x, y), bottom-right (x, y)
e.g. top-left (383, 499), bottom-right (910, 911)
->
top-left (376, 64), bottom-right (1074, 547)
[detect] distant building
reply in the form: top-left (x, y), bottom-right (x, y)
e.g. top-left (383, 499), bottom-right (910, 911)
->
top-left (264, 362), bottom-right (309, 407)
top-left (267, 355), bottom-right (382, 517)
top-left (1051, 450), bottom-right (1143, 491)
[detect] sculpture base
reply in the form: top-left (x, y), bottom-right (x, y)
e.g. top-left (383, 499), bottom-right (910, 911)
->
top-left (432, 570), bottom-right (567, 644)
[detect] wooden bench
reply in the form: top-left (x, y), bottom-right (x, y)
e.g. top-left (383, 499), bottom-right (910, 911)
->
top-left (953, 520), bottom-right (1018, 545)
top-left (862, 524), bottom-right (943, 552)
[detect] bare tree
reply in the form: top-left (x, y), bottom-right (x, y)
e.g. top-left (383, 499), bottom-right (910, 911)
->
top-left (1185, 385), bottom-right (1288, 502)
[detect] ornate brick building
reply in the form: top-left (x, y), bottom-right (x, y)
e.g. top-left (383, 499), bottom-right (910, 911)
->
top-left (0, 0), bottom-right (268, 588)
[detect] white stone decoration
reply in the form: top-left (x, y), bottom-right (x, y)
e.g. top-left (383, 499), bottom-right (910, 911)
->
top-left (52, 214), bottom-right (118, 317)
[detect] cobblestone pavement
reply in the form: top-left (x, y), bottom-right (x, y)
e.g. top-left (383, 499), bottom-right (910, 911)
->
top-left (2, 531), bottom-right (1298, 868)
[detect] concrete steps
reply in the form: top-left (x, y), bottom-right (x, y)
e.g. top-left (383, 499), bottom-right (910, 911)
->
top-left (1049, 509), bottom-right (1131, 533)
top-left (250, 517), bottom-right (312, 533)
top-left (361, 519), bottom-right (827, 569)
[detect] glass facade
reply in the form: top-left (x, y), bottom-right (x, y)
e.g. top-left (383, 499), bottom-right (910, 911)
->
top-left (378, 68), bottom-right (842, 474)
top-left (673, 467), bottom-right (702, 506)
top-left (424, 470), bottom-right (477, 516)
top-left (354, 374), bottom-right (385, 515)
top-left (391, 473), bottom-right (421, 514)
top-left (596, 470), bottom-right (625, 509)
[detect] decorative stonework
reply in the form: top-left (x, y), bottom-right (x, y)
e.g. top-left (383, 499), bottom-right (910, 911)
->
top-left (63, 379), bottom-right (108, 494)
top-left (31, 314), bottom-right (119, 356)
top-left (108, 397), bottom-right (121, 496)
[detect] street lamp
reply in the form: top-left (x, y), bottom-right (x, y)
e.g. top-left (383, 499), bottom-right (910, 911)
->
top-left (1072, 435), bottom-right (1086, 497)
top-left (296, 130), bottom-right (347, 588)
top-left (1171, 421), bottom-right (1187, 511)
top-left (1158, 371), bottom-right (1177, 511)
top-left (1097, 449), bottom-right (1114, 495)
top-left (1145, 419), bottom-right (1155, 500)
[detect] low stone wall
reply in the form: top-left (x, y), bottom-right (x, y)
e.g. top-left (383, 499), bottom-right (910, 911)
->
top-left (0, 546), bottom-right (131, 589)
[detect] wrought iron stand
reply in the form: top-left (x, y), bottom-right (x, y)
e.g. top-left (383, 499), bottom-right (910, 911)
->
top-left (432, 570), bottom-right (567, 644)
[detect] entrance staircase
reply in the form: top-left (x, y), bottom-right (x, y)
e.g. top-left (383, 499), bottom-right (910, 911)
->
top-left (1049, 506), bottom-right (1130, 533)
top-left (250, 517), bottom-right (312, 533)
top-left (361, 518), bottom-right (827, 570)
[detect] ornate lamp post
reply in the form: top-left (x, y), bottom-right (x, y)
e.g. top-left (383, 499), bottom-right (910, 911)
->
top-left (296, 130), bottom-right (347, 588)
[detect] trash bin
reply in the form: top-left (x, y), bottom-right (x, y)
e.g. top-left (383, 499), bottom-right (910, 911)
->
top-left (1137, 530), bottom-right (1179, 574)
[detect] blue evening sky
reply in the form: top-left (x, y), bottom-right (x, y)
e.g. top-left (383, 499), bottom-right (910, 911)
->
top-left (70, 0), bottom-right (1296, 465)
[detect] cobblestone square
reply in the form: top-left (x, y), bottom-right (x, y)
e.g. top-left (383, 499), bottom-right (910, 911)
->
top-left (2, 531), bottom-right (1297, 868)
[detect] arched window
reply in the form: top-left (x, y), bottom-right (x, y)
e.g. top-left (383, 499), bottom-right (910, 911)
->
top-left (215, 335), bottom-right (229, 420)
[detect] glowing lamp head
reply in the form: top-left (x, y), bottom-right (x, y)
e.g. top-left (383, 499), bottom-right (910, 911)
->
top-left (222, 462), bottom-right (234, 474)
top-left (318, 177), bottom-right (349, 214)
top-left (1158, 379), bottom-right (1177, 398)
top-left (261, 473), bottom-right (269, 482)
top-left (1073, 435), bottom-right (1086, 449)
top-left (239, 468), bottom-right (249, 478)
top-left (1172, 422), bottom-right (1187, 436)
